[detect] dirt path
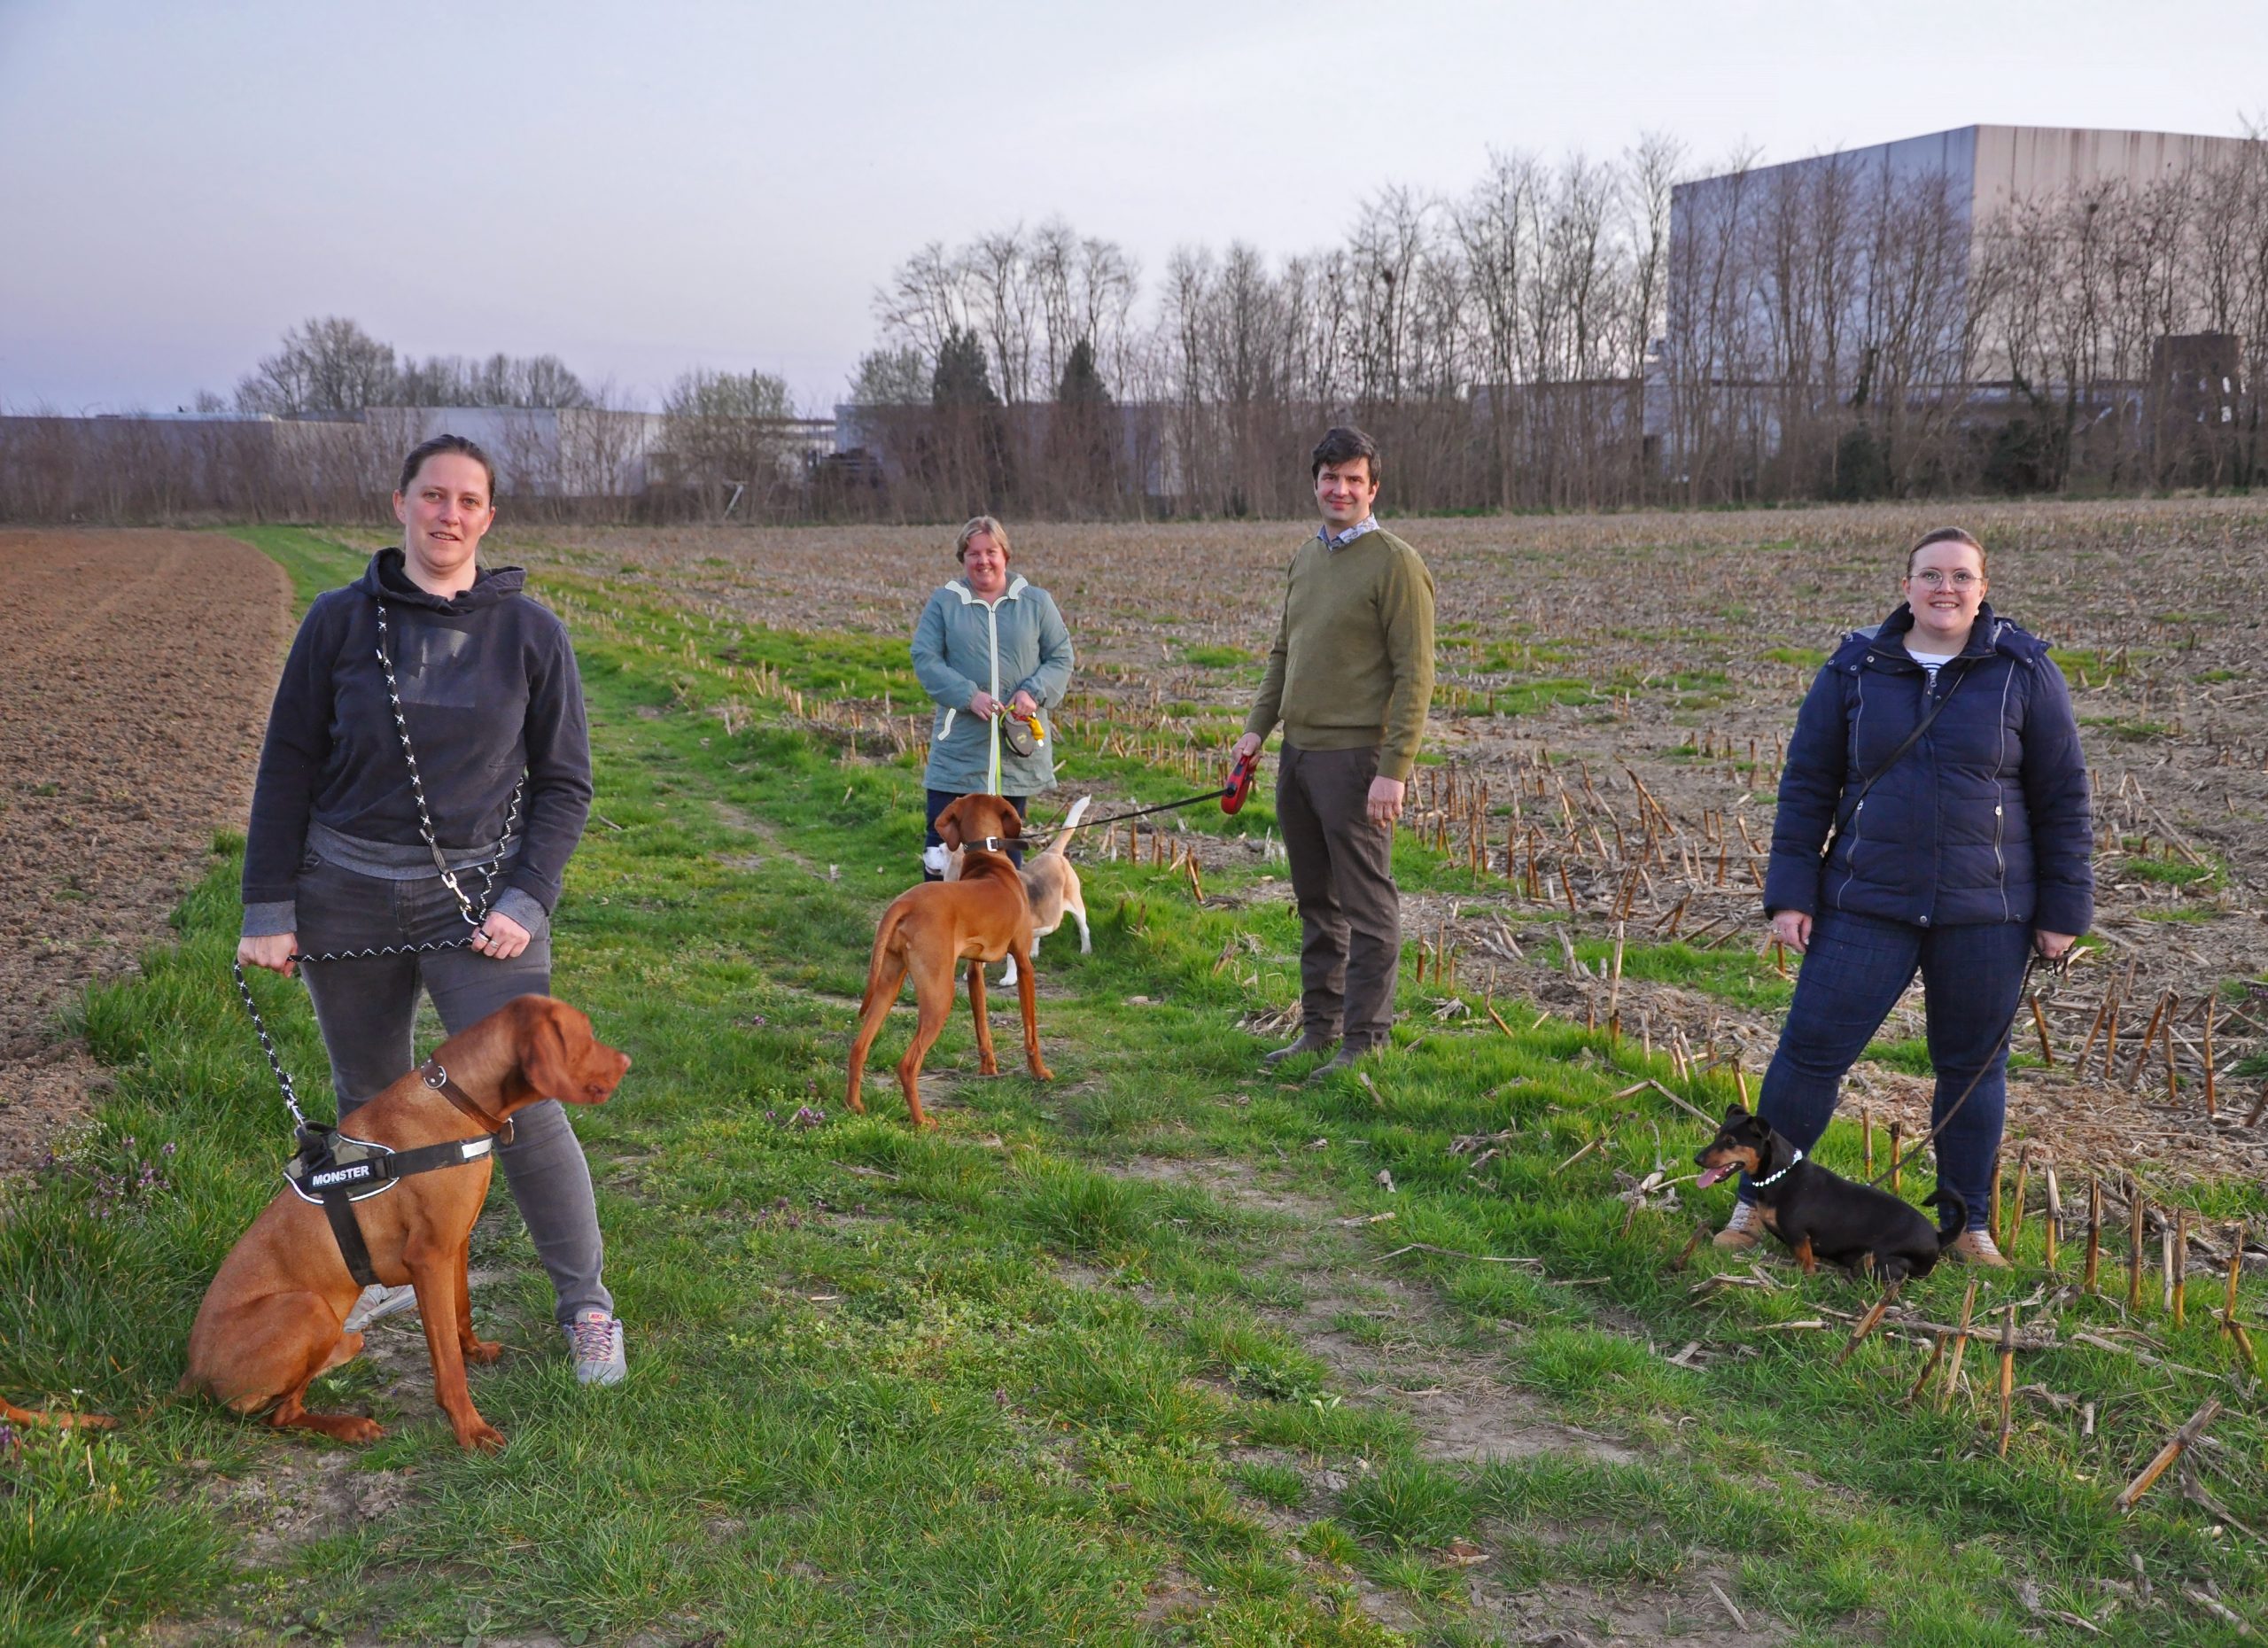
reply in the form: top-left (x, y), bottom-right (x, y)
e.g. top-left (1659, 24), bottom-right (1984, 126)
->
top-left (0, 530), bottom-right (291, 1172)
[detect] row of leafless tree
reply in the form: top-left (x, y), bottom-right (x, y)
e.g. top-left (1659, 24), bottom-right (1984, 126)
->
top-left (855, 128), bottom-right (2268, 517)
top-left (9, 130), bottom-right (2268, 525)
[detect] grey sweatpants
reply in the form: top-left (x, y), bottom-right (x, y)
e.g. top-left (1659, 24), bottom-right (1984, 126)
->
top-left (1276, 742), bottom-right (1402, 1050)
top-left (296, 856), bottom-right (610, 1326)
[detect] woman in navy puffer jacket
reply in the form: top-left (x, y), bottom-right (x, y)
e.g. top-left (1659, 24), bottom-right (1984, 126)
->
top-left (1722, 527), bottom-right (2093, 1267)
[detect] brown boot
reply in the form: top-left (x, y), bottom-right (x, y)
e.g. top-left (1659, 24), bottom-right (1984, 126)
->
top-left (1712, 1200), bottom-right (1764, 1252)
top-left (1949, 1229), bottom-right (2010, 1268)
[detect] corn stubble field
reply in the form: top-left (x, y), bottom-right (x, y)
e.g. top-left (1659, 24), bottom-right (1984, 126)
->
top-left (8, 501), bottom-right (2268, 1647)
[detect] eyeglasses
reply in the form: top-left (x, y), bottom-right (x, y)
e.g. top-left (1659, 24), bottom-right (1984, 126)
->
top-left (1908, 569), bottom-right (1981, 590)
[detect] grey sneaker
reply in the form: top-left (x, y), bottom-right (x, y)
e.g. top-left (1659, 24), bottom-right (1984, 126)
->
top-left (1262, 1033), bottom-right (1339, 1069)
top-left (1712, 1200), bottom-right (1764, 1252)
top-left (342, 1282), bottom-right (419, 1332)
top-left (565, 1310), bottom-right (626, 1386)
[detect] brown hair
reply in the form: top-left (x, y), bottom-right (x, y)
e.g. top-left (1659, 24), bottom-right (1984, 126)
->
top-left (1310, 425), bottom-right (1381, 485)
top-left (954, 516), bottom-right (1011, 563)
top-left (1907, 525), bottom-right (1985, 577)
top-left (397, 433), bottom-right (497, 501)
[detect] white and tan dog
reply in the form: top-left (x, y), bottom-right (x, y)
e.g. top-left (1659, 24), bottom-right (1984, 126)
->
top-left (949, 796), bottom-right (1091, 988)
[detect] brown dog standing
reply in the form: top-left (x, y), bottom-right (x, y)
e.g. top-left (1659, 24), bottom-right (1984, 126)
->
top-left (183, 996), bottom-right (630, 1450)
top-left (847, 794), bottom-right (1052, 1127)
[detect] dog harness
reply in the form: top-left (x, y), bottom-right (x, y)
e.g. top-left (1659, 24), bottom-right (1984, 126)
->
top-left (284, 1059), bottom-right (513, 1288)
top-left (1751, 1148), bottom-right (1805, 1188)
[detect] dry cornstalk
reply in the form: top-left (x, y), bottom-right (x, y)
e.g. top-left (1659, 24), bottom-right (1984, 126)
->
top-left (1996, 1309), bottom-right (2018, 1458)
top-left (2030, 995), bottom-right (2056, 1066)
top-left (1668, 1221), bottom-right (1709, 1272)
top-left (2171, 1213), bottom-right (2187, 1326)
top-left (2043, 1164), bottom-right (2062, 1271)
top-left (1905, 1330), bottom-right (1948, 1404)
top-left (1889, 1123), bottom-right (1904, 1196)
top-left (2225, 1222), bottom-right (2246, 1322)
top-left (2085, 1175), bottom-right (2101, 1293)
top-left (1835, 1279), bottom-right (1906, 1367)
top-left (2163, 1223), bottom-right (2179, 1317)
top-left (1861, 1106), bottom-right (1875, 1176)
top-left (2113, 1400), bottom-right (2223, 1512)
top-left (2007, 1154), bottom-right (2030, 1255)
top-left (2130, 1187), bottom-right (2148, 1314)
top-left (1938, 1279), bottom-right (1981, 1412)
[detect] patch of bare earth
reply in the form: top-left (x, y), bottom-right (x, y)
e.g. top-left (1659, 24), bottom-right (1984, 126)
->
top-left (1107, 1154), bottom-right (1790, 1645)
top-left (0, 531), bottom-right (290, 1175)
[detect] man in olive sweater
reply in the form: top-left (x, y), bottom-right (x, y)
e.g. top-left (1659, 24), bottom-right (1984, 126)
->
top-left (1231, 427), bottom-right (1436, 1075)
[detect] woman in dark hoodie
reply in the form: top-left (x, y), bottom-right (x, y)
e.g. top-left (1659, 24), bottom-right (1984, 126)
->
top-left (236, 434), bottom-right (624, 1384)
top-left (1718, 526), bottom-right (2093, 1267)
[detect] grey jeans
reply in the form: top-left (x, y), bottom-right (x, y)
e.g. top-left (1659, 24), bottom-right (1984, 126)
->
top-left (1276, 743), bottom-right (1402, 1049)
top-left (295, 855), bottom-right (610, 1326)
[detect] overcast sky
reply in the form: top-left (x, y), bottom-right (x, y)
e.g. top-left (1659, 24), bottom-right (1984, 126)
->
top-left (4, 0), bottom-right (2264, 415)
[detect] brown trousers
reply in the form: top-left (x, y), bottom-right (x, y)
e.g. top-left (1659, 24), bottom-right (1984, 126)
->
top-left (1277, 743), bottom-right (1401, 1049)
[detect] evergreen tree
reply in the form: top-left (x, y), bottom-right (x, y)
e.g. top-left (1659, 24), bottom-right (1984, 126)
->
top-left (931, 327), bottom-right (1000, 408)
top-left (1055, 338), bottom-right (1112, 406)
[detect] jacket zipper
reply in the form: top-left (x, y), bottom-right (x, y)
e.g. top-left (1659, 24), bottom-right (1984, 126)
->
top-left (1832, 668), bottom-right (1867, 909)
top-left (1989, 664), bottom-right (2015, 921)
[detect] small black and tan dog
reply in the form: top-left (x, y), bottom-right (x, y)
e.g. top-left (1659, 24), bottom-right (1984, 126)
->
top-left (1694, 1105), bottom-right (1965, 1282)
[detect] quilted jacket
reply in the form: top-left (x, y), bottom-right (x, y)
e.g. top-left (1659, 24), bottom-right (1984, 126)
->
top-left (1762, 602), bottom-right (2093, 935)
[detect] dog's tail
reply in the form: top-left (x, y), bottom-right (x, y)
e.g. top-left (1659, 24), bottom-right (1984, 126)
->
top-left (1922, 1188), bottom-right (1969, 1251)
top-left (1036, 796), bottom-right (1091, 860)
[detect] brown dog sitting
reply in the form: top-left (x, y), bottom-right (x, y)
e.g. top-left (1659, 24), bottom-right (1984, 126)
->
top-left (183, 996), bottom-right (630, 1451)
top-left (847, 793), bottom-right (1052, 1127)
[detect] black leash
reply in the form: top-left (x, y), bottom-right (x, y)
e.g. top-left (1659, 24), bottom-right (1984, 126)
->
top-left (1022, 784), bottom-right (1233, 843)
top-left (1868, 944), bottom-right (2079, 1189)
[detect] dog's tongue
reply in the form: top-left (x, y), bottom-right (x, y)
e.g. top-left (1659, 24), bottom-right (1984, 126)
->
top-left (1695, 1165), bottom-right (1728, 1189)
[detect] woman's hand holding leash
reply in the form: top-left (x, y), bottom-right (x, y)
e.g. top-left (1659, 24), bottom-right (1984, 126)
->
top-left (472, 911), bottom-right (531, 960)
top-left (1771, 911), bottom-right (1813, 954)
top-left (237, 933), bottom-right (298, 979)
top-left (2034, 929), bottom-right (2077, 960)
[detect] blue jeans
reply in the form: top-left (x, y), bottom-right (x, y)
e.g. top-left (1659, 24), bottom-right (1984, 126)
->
top-left (1744, 908), bottom-right (2031, 1230)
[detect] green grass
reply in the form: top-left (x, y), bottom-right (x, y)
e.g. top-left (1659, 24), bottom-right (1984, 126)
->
top-left (9, 525), bottom-right (2267, 1645)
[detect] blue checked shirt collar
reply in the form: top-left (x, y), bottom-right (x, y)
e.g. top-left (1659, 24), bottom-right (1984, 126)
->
top-left (1318, 516), bottom-right (1379, 551)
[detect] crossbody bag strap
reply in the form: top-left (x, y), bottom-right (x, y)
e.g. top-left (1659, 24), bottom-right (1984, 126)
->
top-left (1820, 663), bottom-right (1967, 862)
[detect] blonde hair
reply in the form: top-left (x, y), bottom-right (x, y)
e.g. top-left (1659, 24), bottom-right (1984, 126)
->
top-left (954, 516), bottom-right (1011, 563)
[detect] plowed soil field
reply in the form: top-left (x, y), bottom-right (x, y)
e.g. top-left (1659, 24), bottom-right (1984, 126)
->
top-left (0, 531), bottom-right (290, 1172)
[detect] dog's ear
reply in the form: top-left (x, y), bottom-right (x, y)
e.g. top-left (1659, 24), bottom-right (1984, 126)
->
top-left (936, 797), bottom-right (967, 851)
top-left (1721, 1103), bottom-right (1750, 1124)
top-left (524, 999), bottom-right (629, 1104)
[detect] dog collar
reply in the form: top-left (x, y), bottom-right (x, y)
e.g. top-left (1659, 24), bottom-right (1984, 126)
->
top-left (973, 836), bottom-right (1010, 852)
top-left (1752, 1148), bottom-right (1804, 1187)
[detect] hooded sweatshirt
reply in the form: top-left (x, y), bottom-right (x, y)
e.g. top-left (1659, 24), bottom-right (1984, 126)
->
top-left (241, 549), bottom-right (593, 938)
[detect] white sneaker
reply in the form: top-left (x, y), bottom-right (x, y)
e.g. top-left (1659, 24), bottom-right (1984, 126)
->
top-left (342, 1282), bottom-right (419, 1332)
top-left (1712, 1200), bottom-right (1765, 1252)
top-left (564, 1310), bottom-right (626, 1386)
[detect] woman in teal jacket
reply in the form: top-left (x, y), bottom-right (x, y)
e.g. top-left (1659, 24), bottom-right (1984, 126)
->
top-left (910, 517), bottom-right (1074, 877)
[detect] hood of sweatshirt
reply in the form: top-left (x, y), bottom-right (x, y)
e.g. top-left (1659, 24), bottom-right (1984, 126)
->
top-left (354, 548), bottom-right (527, 614)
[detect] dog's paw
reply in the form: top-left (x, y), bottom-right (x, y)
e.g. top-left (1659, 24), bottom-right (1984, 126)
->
top-left (337, 1416), bottom-right (384, 1445)
top-left (457, 1419), bottom-right (507, 1452)
top-left (1030, 1061), bottom-right (1055, 1082)
top-left (462, 1337), bottom-right (504, 1365)
top-left (978, 1056), bottom-right (1000, 1076)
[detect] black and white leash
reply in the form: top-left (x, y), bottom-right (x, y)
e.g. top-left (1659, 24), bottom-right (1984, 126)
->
top-left (236, 597), bottom-right (524, 1129)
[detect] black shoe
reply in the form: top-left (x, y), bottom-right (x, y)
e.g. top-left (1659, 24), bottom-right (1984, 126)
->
top-left (1262, 1033), bottom-right (1339, 1068)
